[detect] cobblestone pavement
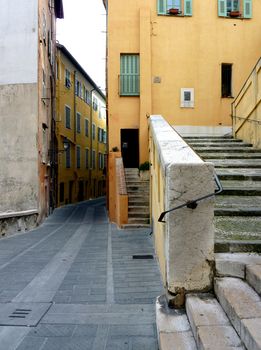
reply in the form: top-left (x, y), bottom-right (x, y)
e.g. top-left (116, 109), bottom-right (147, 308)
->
top-left (0, 199), bottom-right (163, 350)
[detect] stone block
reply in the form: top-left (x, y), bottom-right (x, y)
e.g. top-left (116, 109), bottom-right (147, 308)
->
top-left (246, 264), bottom-right (261, 295)
top-left (159, 331), bottom-right (197, 350)
top-left (241, 318), bottom-right (261, 350)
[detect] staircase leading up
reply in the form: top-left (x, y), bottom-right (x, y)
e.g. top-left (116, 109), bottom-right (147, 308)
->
top-left (123, 168), bottom-right (150, 229)
top-left (185, 136), bottom-right (261, 252)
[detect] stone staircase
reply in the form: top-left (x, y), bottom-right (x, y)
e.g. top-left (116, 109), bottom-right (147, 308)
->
top-left (123, 168), bottom-right (150, 229)
top-left (185, 136), bottom-right (261, 252)
top-left (157, 136), bottom-right (261, 350)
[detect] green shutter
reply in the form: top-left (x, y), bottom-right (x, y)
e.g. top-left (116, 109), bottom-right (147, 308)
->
top-left (120, 55), bottom-right (140, 96)
top-left (218, 0), bottom-right (227, 16)
top-left (157, 0), bottom-right (166, 15)
top-left (244, 0), bottom-right (252, 18)
top-left (184, 0), bottom-right (192, 16)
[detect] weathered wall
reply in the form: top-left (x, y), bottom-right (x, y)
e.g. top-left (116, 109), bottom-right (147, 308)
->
top-left (0, 0), bottom-right (38, 85)
top-left (0, 84), bottom-right (38, 213)
top-left (106, 0), bottom-right (261, 156)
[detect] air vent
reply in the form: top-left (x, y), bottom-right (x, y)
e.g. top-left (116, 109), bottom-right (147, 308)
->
top-left (132, 255), bottom-right (154, 259)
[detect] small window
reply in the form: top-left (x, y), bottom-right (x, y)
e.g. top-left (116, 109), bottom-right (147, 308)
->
top-left (59, 182), bottom-right (64, 203)
top-left (76, 112), bottom-right (81, 133)
top-left (65, 105), bottom-right (71, 129)
top-left (85, 149), bottom-right (89, 168)
top-left (92, 123), bottom-right (96, 140)
top-left (75, 80), bottom-right (81, 97)
top-left (93, 97), bottom-right (98, 111)
top-left (85, 119), bottom-right (89, 137)
top-left (92, 150), bottom-right (96, 169)
top-left (120, 54), bottom-right (140, 96)
top-left (221, 64), bottom-right (232, 98)
top-left (158, 0), bottom-right (193, 16)
top-left (65, 143), bottom-right (71, 168)
top-left (98, 152), bottom-right (104, 169)
top-left (65, 69), bottom-right (71, 88)
top-left (218, 0), bottom-right (252, 18)
top-left (180, 88), bottom-right (194, 108)
top-left (76, 146), bottom-right (81, 168)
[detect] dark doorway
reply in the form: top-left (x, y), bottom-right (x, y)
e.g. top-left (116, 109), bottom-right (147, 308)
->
top-left (221, 63), bottom-right (232, 97)
top-left (78, 181), bottom-right (84, 202)
top-left (69, 181), bottom-right (74, 203)
top-left (121, 129), bottom-right (139, 168)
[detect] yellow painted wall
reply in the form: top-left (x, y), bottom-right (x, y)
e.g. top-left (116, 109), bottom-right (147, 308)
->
top-left (106, 0), bottom-right (261, 163)
top-left (56, 47), bottom-right (106, 207)
top-left (233, 57), bottom-right (261, 148)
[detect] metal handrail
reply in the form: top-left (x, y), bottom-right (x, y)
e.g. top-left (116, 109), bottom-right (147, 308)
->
top-left (158, 173), bottom-right (223, 223)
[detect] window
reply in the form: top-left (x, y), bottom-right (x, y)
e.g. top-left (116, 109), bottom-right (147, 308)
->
top-left (98, 127), bottom-right (103, 143)
top-left (66, 143), bottom-right (71, 168)
top-left (65, 69), bottom-right (71, 88)
top-left (85, 149), bottom-right (89, 168)
top-left (98, 153), bottom-right (104, 169)
top-left (84, 119), bottom-right (89, 137)
top-left (221, 64), bottom-right (232, 98)
top-left (93, 96), bottom-right (98, 111)
top-left (76, 146), bottom-right (81, 168)
top-left (76, 112), bottom-right (81, 133)
top-left (102, 130), bottom-right (107, 144)
top-left (65, 106), bottom-right (71, 129)
top-left (92, 123), bottom-right (96, 140)
top-left (157, 0), bottom-right (193, 16)
top-left (180, 88), bottom-right (194, 108)
top-left (218, 0), bottom-right (252, 18)
top-left (59, 182), bottom-right (64, 203)
top-left (92, 150), bottom-right (96, 169)
top-left (120, 54), bottom-right (140, 96)
top-left (75, 80), bottom-right (82, 97)
top-left (85, 90), bottom-right (91, 105)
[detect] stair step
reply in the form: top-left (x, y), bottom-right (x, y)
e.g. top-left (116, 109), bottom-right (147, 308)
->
top-left (186, 138), bottom-right (243, 143)
top-left (186, 294), bottom-right (245, 350)
top-left (128, 218), bottom-right (150, 224)
top-left (210, 159), bottom-right (261, 168)
top-left (215, 195), bottom-right (261, 209)
top-left (128, 201), bottom-right (149, 207)
top-left (215, 208), bottom-right (261, 216)
top-left (246, 264), bottom-right (261, 295)
top-left (215, 253), bottom-right (261, 279)
top-left (202, 153), bottom-right (261, 159)
top-left (215, 240), bottom-right (261, 253)
top-left (190, 142), bottom-right (252, 148)
top-left (214, 277), bottom-right (261, 350)
top-left (216, 168), bottom-right (261, 181)
top-left (128, 212), bottom-right (150, 219)
top-left (156, 295), bottom-right (197, 350)
top-left (219, 180), bottom-right (261, 195)
top-left (184, 136), bottom-right (233, 139)
top-left (121, 223), bottom-right (151, 229)
top-left (195, 147), bottom-right (260, 153)
top-left (214, 216), bottom-right (261, 241)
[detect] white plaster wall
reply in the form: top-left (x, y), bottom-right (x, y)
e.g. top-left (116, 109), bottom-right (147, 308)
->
top-left (0, 84), bottom-right (38, 213)
top-left (0, 0), bottom-right (38, 85)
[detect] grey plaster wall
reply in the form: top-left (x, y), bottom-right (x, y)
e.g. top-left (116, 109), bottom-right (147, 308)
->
top-left (0, 0), bottom-right (38, 85)
top-left (0, 84), bottom-right (38, 214)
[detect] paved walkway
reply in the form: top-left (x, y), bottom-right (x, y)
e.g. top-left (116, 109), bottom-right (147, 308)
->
top-left (0, 199), bottom-right (163, 350)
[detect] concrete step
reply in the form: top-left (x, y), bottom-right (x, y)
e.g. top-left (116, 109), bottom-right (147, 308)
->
top-left (128, 212), bottom-right (150, 219)
top-left (194, 147), bottom-right (260, 153)
top-left (214, 277), bottom-right (261, 350)
top-left (190, 142), bottom-right (252, 148)
top-left (246, 264), bottom-right (261, 295)
top-left (186, 294), bottom-right (245, 350)
top-left (214, 216), bottom-right (261, 241)
top-left (202, 153), bottom-right (261, 159)
top-left (128, 206), bottom-right (149, 213)
top-left (128, 200), bottom-right (149, 207)
top-left (210, 159), bottom-right (261, 168)
top-left (156, 295), bottom-right (197, 350)
top-left (215, 196), bottom-right (261, 210)
top-left (184, 136), bottom-right (233, 140)
top-left (216, 168), bottom-right (261, 181)
top-left (215, 208), bottom-right (261, 216)
top-left (128, 218), bottom-right (150, 225)
top-left (215, 253), bottom-right (261, 279)
top-left (215, 240), bottom-right (261, 253)
top-left (219, 180), bottom-right (261, 195)
top-left (185, 138), bottom-right (244, 143)
top-left (121, 223), bottom-right (151, 229)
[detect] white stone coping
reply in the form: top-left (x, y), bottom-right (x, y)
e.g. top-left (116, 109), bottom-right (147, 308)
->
top-left (149, 116), bottom-right (203, 172)
top-left (0, 209), bottom-right (38, 219)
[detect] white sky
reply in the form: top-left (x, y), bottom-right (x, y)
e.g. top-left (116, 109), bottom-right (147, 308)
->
top-left (56, 0), bottom-right (106, 92)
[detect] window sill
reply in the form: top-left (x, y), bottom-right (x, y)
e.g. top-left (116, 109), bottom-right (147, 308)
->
top-left (119, 94), bottom-right (140, 97)
top-left (158, 14), bottom-right (192, 17)
top-left (221, 96), bottom-right (234, 99)
top-left (218, 16), bottom-right (250, 20)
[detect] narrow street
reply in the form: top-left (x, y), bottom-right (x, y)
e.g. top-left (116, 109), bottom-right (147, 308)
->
top-left (0, 199), bottom-right (163, 350)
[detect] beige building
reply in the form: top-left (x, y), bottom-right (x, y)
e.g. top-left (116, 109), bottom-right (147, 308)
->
top-left (0, 0), bottom-right (63, 235)
top-left (104, 0), bottom-right (261, 165)
top-left (56, 44), bottom-right (107, 207)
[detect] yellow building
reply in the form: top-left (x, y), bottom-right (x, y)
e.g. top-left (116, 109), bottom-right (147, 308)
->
top-left (104, 0), bottom-right (261, 163)
top-left (56, 44), bottom-right (106, 207)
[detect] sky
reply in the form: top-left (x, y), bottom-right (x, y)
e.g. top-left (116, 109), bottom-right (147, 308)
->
top-left (56, 0), bottom-right (106, 92)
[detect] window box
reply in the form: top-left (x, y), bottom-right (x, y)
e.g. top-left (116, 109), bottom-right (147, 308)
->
top-left (229, 10), bottom-right (241, 17)
top-left (168, 8), bottom-right (181, 15)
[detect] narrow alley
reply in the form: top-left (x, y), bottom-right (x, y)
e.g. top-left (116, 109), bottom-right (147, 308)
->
top-left (0, 199), bottom-right (163, 350)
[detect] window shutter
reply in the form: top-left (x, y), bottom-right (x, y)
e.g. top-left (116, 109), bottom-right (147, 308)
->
top-left (184, 0), bottom-right (192, 16)
top-left (218, 0), bottom-right (227, 16)
top-left (120, 55), bottom-right (140, 96)
top-left (157, 0), bottom-right (166, 15)
top-left (244, 0), bottom-right (252, 18)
